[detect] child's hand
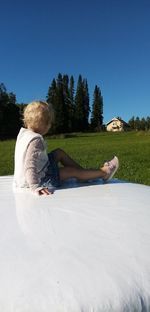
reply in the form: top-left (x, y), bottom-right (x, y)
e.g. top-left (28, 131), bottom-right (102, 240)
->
top-left (38, 188), bottom-right (53, 196)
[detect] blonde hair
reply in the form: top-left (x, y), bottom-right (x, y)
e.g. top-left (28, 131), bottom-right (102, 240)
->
top-left (23, 101), bottom-right (54, 133)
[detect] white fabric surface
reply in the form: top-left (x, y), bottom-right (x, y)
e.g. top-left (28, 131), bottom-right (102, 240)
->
top-left (0, 175), bottom-right (150, 312)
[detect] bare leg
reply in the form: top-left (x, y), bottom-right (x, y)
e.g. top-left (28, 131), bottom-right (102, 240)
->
top-left (53, 149), bottom-right (118, 182)
top-left (59, 165), bottom-right (108, 182)
top-left (53, 148), bottom-right (83, 169)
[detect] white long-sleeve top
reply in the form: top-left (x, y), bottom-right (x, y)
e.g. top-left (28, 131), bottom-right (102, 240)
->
top-left (13, 128), bottom-right (49, 191)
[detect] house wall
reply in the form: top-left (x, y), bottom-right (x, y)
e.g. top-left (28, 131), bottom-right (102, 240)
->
top-left (107, 120), bottom-right (124, 132)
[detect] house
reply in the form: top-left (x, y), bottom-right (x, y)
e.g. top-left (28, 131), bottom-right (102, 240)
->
top-left (106, 117), bottom-right (129, 132)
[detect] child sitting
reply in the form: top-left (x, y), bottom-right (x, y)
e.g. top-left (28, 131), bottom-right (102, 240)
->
top-left (13, 101), bottom-right (119, 195)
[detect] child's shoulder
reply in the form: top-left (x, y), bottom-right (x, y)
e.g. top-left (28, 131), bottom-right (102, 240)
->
top-left (18, 127), bottom-right (42, 139)
top-left (17, 128), bottom-right (44, 146)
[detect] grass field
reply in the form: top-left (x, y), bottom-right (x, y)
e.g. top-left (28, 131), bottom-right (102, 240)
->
top-left (0, 131), bottom-right (150, 186)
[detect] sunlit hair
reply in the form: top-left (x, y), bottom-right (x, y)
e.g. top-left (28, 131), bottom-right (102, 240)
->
top-left (23, 101), bottom-right (54, 133)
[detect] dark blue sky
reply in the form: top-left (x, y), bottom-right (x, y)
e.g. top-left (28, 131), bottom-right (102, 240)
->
top-left (1, 0), bottom-right (150, 122)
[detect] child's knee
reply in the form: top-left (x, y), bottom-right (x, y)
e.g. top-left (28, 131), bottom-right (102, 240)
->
top-left (52, 148), bottom-right (64, 161)
top-left (54, 148), bottom-right (63, 155)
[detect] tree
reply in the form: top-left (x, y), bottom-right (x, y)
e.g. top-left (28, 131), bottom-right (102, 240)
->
top-left (90, 85), bottom-right (103, 131)
top-left (47, 78), bottom-right (57, 105)
top-left (128, 116), bottom-right (135, 130)
top-left (69, 75), bottom-right (74, 105)
top-left (134, 117), bottom-right (141, 131)
top-left (146, 116), bottom-right (150, 130)
top-left (0, 83), bottom-right (21, 139)
top-left (55, 73), bottom-right (67, 133)
top-left (140, 117), bottom-right (146, 131)
top-left (62, 74), bottom-right (71, 132)
top-left (83, 79), bottom-right (90, 131)
top-left (68, 75), bottom-right (75, 132)
top-left (17, 103), bottom-right (27, 126)
top-left (47, 76), bottom-right (63, 133)
top-left (47, 78), bottom-right (57, 133)
top-left (74, 75), bottom-right (90, 131)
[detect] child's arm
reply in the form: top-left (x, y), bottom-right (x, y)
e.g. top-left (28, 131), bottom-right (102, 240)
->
top-left (24, 138), bottom-right (52, 195)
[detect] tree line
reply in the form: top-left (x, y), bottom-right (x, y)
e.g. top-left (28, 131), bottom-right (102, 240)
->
top-left (0, 74), bottom-right (150, 139)
top-left (0, 83), bottom-right (21, 139)
top-left (0, 74), bottom-right (103, 138)
top-left (128, 116), bottom-right (150, 131)
top-left (47, 73), bottom-right (103, 133)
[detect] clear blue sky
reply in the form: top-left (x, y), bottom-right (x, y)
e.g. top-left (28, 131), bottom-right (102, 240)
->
top-left (0, 0), bottom-right (150, 123)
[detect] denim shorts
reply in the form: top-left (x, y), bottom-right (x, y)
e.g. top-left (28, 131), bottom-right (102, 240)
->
top-left (40, 151), bottom-right (60, 188)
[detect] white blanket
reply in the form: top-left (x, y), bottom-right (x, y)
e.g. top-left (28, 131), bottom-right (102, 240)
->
top-left (0, 176), bottom-right (150, 311)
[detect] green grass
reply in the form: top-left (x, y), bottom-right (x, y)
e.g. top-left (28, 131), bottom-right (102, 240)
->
top-left (0, 131), bottom-right (150, 185)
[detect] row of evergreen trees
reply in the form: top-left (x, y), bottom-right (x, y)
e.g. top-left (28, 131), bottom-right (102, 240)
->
top-left (0, 74), bottom-right (104, 138)
top-left (47, 73), bottom-right (103, 133)
top-left (0, 76), bottom-right (150, 139)
top-left (128, 116), bottom-right (150, 131)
